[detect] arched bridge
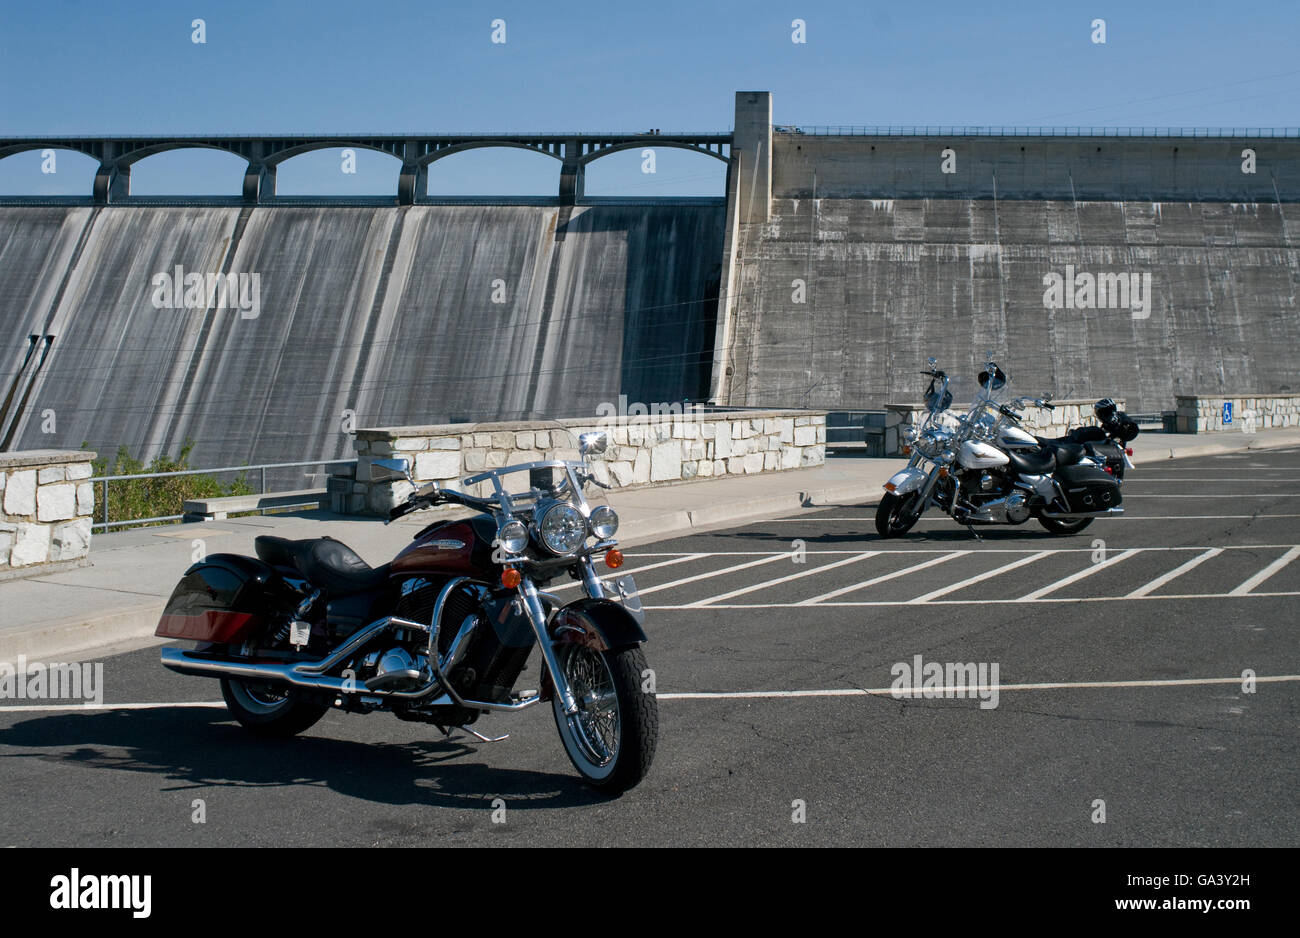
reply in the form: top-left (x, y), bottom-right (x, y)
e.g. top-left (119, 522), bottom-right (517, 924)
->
top-left (0, 132), bottom-right (733, 204)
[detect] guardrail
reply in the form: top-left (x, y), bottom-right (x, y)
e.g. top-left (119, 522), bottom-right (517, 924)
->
top-left (90, 458), bottom-right (356, 532)
top-left (776, 125), bottom-right (1300, 138)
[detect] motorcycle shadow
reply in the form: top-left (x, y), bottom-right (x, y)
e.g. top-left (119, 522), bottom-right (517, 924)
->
top-left (712, 526), bottom-right (1046, 545)
top-left (0, 708), bottom-right (610, 809)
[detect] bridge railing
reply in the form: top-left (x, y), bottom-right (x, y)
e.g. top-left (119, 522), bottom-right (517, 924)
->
top-left (777, 125), bottom-right (1300, 138)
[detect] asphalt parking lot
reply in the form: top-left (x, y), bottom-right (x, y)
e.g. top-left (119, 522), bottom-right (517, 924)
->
top-left (1, 446), bottom-right (1296, 847)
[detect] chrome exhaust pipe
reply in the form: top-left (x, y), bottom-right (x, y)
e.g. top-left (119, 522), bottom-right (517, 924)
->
top-left (159, 613), bottom-right (440, 698)
top-left (1039, 506), bottom-right (1125, 519)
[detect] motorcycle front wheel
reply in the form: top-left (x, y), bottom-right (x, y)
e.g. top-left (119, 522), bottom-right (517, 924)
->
top-left (875, 491), bottom-right (923, 537)
top-left (550, 643), bottom-right (658, 794)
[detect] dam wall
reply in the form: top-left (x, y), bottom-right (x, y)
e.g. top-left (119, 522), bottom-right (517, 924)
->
top-left (0, 203), bottom-right (724, 475)
top-left (720, 129), bottom-right (1300, 413)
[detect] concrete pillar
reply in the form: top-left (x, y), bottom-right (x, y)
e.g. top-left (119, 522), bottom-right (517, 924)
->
top-left (398, 163), bottom-right (427, 204)
top-left (92, 150), bottom-right (129, 204)
top-left (559, 138), bottom-right (584, 205)
top-left (242, 163), bottom-right (274, 203)
top-left (733, 91), bottom-right (772, 224)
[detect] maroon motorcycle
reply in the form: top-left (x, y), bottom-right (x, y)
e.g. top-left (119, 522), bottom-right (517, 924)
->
top-left (157, 427), bottom-right (657, 793)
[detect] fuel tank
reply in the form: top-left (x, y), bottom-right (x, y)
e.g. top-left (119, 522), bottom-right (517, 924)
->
top-left (391, 514), bottom-right (498, 578)
top-left (958, 439), bottom-right (1010, 469)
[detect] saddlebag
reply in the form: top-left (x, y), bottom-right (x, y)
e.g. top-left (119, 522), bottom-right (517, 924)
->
top-left (1085, 440), bottom-right (1126, 475)
top-left (1055, 464), bottom-right (1122, 514)
top-left (155, 554), bottom-right (286, 643)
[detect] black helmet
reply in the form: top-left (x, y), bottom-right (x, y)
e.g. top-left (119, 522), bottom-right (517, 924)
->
top-left (1094, 398), bottom-right (1118, 423)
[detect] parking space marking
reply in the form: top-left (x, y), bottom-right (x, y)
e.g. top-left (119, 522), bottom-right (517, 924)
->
top-left (551, 552), bottom-right (705, 592)
top-left (634, 553), bottom-right (791, 598)
top-left (1229, 546), bottom-right (1300, 596)
top-left (6, 674), bottom-right (1298, 714)
top-left (687, 551), bottom-right (880, 607)
top-left (797, 551), bottom-right (971, 605)
top-left (649, 591), bottom-right (1300, 609)
top-left (909, 551), bottom-right (1055, 603)
top-left (1127, 547), bottom-right (1224, 598)
top-left (658, 674), bottom-right (1300, 700)
top-left (1016, 549), bottom-right (1141, 601)
top-left (748, 514), bottom-right (1300, 522)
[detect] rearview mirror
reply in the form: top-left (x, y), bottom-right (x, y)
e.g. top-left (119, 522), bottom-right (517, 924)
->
top-left (579, 431), bottom-right (608, 457)
top-left (370, 458), bottom-right (411, 483)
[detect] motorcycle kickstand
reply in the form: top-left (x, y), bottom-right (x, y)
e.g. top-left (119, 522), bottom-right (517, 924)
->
top-left (443, 725), bottom-right (510, 744)
top-left (964, 523), bottom-right (983, 541)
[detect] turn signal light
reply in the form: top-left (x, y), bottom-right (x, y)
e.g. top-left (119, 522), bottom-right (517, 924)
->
top-left (605, 549), bottom-right (624, 569)
top-left (1126, 448), bottom-right (1133, 456)
top-left (901, 445), bottom-right (911, 455)
top-left (1104, 466), bottom-right (1114, 474)
top-left (938, 468), bottom-right (949, 478)
top-left (884, 482), bottom-right (897, 492)
top-left (501, 567), bottom-right (521, 589)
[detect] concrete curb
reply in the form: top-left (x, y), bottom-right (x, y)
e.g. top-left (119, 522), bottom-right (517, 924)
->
top-left (1, 603), bottom-right (165, 664)
top-left (4, 429), bottom-right (1296, 663)
top-left (1130, 432), bottom-right (1300, 465)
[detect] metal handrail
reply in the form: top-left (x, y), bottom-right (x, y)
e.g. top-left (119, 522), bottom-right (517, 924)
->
top-left (778, 125), bottom-right (1300, 138)
top-left (91, 457), bottom-right (356, 532)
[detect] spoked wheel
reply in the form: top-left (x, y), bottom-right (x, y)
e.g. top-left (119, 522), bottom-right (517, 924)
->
top-left (220, 644), bottom-right (329, 738)
top-left (1037, 516), bottom-right (1093, 536)
top-left (550, 643), bottom-right (657, 794)
top-left (875, 491), bottom-right (923, 538)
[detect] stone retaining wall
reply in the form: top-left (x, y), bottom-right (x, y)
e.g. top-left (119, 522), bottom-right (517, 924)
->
top-left (0, 450), bottom-right (96, 580)
top-left (882, 399), bottom-right (1126, 456)
top-left (1174, 395), bottom-right (1300, 433)
top-left (340, 411), bottom-right (828, 515)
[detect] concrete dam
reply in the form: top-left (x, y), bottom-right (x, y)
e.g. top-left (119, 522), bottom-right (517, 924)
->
top-left (1, 93), bottom-right (1297, 473)
top-left (0, 202), bottom-right (724, 469)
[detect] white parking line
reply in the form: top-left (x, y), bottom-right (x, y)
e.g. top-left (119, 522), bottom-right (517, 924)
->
top-left (749, 514), bottom-right (1300, 522)
top-left (634, 553), bottom-right (791, 598)
top-left (687, 551), bottom-right (879, 607)
top-left (5, 675), bottom-right (1296, 713)
top-left (0, 702), bottom-right (226, 713)
top-left (551, 552), bottom-right (704, 591)
top-left (658, 674), bottom-right (1300, 700)
top-left (1126, 547), bottom-right (1223, 598)
top-left (909, 551), bottom-right (1055, 603)
top-left (648, 590), bottom-right (1300, 609)
top-left (797, 551), bottom-right (970, 606)
top-left (1229, 546), bottom-right (1300, 596)
top-left (1016, 549), bottom-right (1141, 601)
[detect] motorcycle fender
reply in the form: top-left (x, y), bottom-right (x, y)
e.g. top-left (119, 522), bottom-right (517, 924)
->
top-left (541, 599), bottom-right (648, 701)
top-left (885, 467), bottom-right (928, 495)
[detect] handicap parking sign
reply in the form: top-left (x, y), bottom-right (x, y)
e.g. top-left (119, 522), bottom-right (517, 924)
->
top-left (1223, 402), bottom-right (1233, 424)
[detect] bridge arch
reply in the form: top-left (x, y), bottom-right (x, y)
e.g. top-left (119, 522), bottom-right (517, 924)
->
top-left (578, 139), bottom-right (730, 167)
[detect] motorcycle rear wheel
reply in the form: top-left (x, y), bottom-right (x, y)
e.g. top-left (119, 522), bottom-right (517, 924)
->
top-left (1037, 516), bottom-right (1093, 536)
top-left (875, 491), bottom-right (922, 537)
top-left (551, 644), bottom-right (657, 795)
top-left (220, 675), bottom-right (329, 738)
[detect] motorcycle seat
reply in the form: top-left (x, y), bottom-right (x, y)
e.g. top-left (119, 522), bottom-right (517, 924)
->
top-left (1007, 447), bottom-right (1055, 475)
top-left (1036, 437), bottom-right (1090, 468)
top-left (254, 535), bottom-right (390, 595)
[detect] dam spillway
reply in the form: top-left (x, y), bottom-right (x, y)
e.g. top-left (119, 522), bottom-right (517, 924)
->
top-left (0, 202), bottom-right (725, 469)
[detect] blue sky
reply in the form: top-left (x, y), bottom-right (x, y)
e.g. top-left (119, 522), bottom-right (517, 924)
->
top-left (1, 0), bottom-right (1296, 196)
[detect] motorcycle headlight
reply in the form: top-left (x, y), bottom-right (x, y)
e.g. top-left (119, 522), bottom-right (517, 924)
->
top-left (589, 505), bottom-right (619, 539)
top-left (539, 503), bottom-right (587, 555)
top-left (496, 520), bottom-right (529, 555)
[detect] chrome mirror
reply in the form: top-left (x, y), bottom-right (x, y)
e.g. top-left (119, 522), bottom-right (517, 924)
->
top-left (579, 431), bottom-right (609, 457)
top-left (371, 457), bottom-right (411, 483)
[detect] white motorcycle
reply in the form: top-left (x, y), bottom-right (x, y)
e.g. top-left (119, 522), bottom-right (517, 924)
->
top-left (876, 360), bottom-right (1129, 538)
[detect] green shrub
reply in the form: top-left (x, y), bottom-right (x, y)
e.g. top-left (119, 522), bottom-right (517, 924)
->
top-left (89, 441), bottom-right (254, 529)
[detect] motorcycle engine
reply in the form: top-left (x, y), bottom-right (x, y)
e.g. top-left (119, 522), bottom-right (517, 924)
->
top-left (958, 472), bottom-right (1031, 524)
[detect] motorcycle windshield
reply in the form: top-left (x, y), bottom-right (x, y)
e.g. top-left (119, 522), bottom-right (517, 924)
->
top-left (455, 422), bottom-right (613, 518)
